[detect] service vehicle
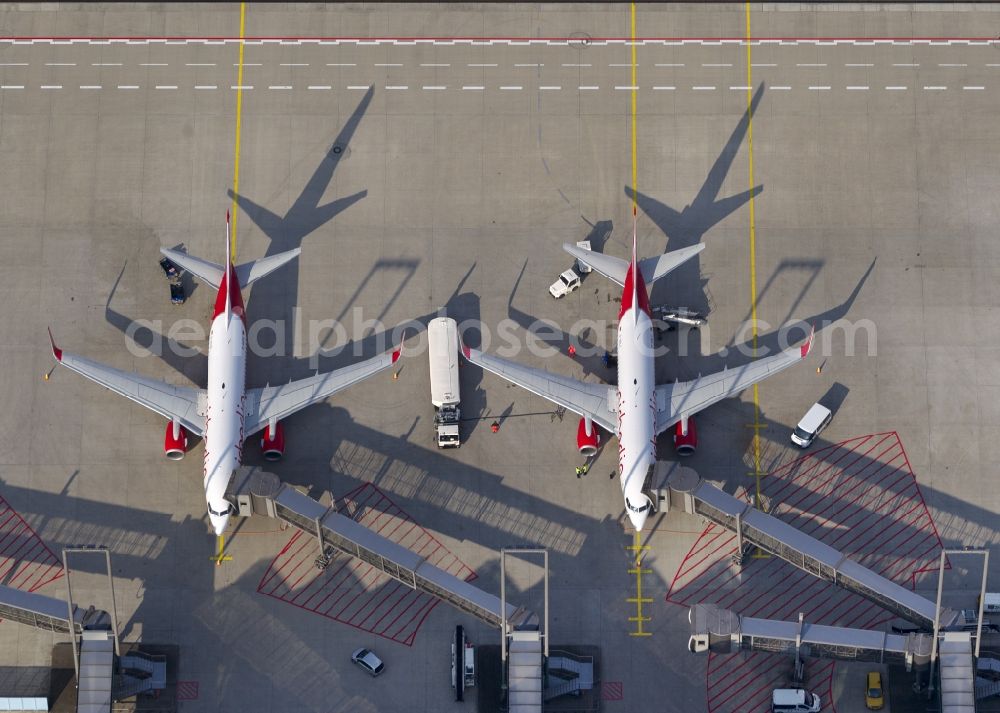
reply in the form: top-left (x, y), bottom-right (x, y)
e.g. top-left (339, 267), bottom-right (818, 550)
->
top-left (865, 670), bottom-right (884, 710)
top-left (771, 688), bottom-right (821, 713)
top-left (429, 317), bottom-right (461, 448)
top-left (549, 269), bottom-right (581, 298)
top-left (451, 625), bottom-right (475, 701)
top-left (351, 648), bottom-right (385, 677)
top-left (791, 402), bottom-right (833, 448)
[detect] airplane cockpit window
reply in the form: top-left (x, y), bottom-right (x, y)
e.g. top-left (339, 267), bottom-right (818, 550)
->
top-left (208, 504), bottom-right (230, 517)
top-left (626, 497), bottom-right (650, 514)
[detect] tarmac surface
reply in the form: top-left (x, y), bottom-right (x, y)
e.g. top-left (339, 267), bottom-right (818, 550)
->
top-left (2, 3), bottom-right (1000, 712)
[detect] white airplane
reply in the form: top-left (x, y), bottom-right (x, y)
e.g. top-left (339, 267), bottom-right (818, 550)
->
top-left (48, 214), bottom-right (403, 536)
top-left (462, 214), bottom-right (814, 532)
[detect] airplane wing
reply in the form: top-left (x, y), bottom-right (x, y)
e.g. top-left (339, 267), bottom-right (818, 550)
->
top-left (244, 346), bottom-right (401, 436)
top-left (461, 344), bottom-right (616, 433)
top-left (654, 327), bottom-right (814, 435)
top-left (48, 330), bottom-right (205, 436)
top-left (562, 242), bottom-right (705, 286)
top-left (160, 248), bottom-right (224, 289)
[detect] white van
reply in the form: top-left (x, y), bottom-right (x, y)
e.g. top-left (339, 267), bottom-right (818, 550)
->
top-left (772, 688), bottom-right (821, 713)
top-left (790, 403), bottom-right (833, 448)
top-left (980, 592), bottom-right (1000, 615)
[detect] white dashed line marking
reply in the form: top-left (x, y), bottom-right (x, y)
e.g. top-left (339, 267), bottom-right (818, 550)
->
top-left (923, 86), bottom-right (947, 90)
top-left (80, 85), bottom-right (101, 89)
top-left (0, 63), bottom-right (27, 66)
top-left (893, 63), bottom-right (919, 67)
top-left (140, 62), bottom-right (168, 67)
top-left (385, 85), bottom-right (408, 90)
top-left (155, 85), bottom-right (177, 89)
top-left (846, 85), bottom-right (870, 90)
top-left (608, 63), bottom-right (632, 67)
top-left (692, 86), bottom-right (716, 90)
top-left (422, 85), bottom-right (446, 90)
top-left (751, 63), bottom-right (777, 67)
top-left (771, 86), bottom-right (792, 90)
top-left (268, 85), bottom-right (292, 89)
top-left (117, 84), bottom-right (138, 89)
top-left (808, 85), bottom-right (831, 90)
top-left (514, 63), bottom-right (542, 67)
top-left (468, 63), bottom-right (497, 67)
top-left (845, 63), bottom-right (874, 67)
top-left (230, 85), bottom-right (253, 90)
top-left (45, 62), bottom-right (75, 66)
top-left (280, 63), bottom-right (308, 67)
top-left (987, 64), bottom-right (1000, 68)
top-left (652, 86), bottom-right (676, 90)
top-left (0, 85), bottom-right (23, 89)
top-left (92, 63), bottom-right (122, 66)
top-left (420, 63), bottom-right (450, 67)
top-left (462, 85), bottom-right (484, 90)
top-left (196, 85), bottom-right (219, 89)
top-left (703, 63), bottom-right (733, 67)
top-left (327, 63), bottom-right (356, 67)
top-left (239, 63), bottom-right (262, 67)
top-left (500, 85), bottom-right (522, 90)
top-left (938, 63), bottom-right (967, 67)
top-left (539, 86), bottom-right (561, 90)
top-left (347, 85), bottom-right (369, 90)
top-left (797, 63), bottom-right (827, 67)
top-left (615, 85), bottom-right (639, 90)
top-left (578, 86), bottom-right (598, 90)
top-left (375, 63), bottom-right (403, 67)
top-left (886, 86), bottom-right (907, 90)
top-left (186, 63), bottom-right (216, 67)
top-left (655, 63), bottom-right (684, 67)
top-left (307, 85), bottom-right (331, 90)
top-left (562, 63), bottom-right (591, 67)
top-left (729, 85), bottom-right (751, 90)
top-left (40, 85), bottom-right (62, 89)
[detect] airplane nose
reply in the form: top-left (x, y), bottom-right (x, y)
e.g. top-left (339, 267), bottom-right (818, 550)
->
top-left (210, 513), bottom-right (230, 536)
top-left (629, 510), bottom-right (648, 532)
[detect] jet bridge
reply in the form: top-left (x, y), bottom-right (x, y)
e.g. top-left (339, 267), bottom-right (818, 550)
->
top-left (228, 468), bottom-right (538, 632)
top-left (656, 464), bottom-right (960, 630)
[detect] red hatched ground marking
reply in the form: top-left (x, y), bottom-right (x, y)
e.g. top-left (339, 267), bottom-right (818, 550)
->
top-left (666, 432), bottom-right (944, 713)
top-left (0, 495), bottom-right (63, 596)
top-left (258, 483), bottom-right (476, 646)
top-left (601, 681), bottom-right (624, 701)
top-left (176, 681), bottom-right (199, 700)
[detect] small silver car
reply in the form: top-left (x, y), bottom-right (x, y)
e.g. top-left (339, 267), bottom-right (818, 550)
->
top-left (351, 648), bottom-right (385, 677)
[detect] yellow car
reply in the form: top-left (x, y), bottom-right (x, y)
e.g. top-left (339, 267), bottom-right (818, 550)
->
top-left (865, 670), bottom-right (885, 710)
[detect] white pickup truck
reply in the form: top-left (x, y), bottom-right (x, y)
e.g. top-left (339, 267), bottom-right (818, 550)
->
top-left (549, 269), bottom-right (581, 298)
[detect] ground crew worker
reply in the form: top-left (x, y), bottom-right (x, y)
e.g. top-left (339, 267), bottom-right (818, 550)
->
top-left (490, 420), bottom-right (500, 433)
top-left (575, 466), bottom-right (583, 478)
top-left (581, 462), bottom-right (590, 475)
top-left (567, 344), bottom-right (577, 358)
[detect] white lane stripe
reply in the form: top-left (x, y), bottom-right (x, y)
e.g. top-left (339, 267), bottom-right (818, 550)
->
top-left (893, 63), bottom-right (919, 67)
top-left (539, 86), bottom-right (561, 90)
top-left (938, 63), bottom-right (967, 67)
top-left (514, 63), bottom-right (541, 67)
top-left (238, 63), bottom-right (262, 66)
top-left (751, 63), bottom-right (776, 67)
top-left (374, 63), bottom-right (402, 67)
top-left (347, 85), bottom-right (369, 89)
top-left (186, 63), bottom-right (216, 66)
top-left (963, 86), bottom-right (985, 90)
top-left (845, 63), bottom-right (874, 67)
top-left (422, 85), bottom-right (446, 90)
top-left (155, 85), bottom-right (177, 89)
top-left (46, 62), bottom-right (75, 66)
top-left (703, 63), bottom-right (732, 67)
top-left (40, 84), bottom-right (62, 89)
top-left (420, 63), bottom-right (450, 67)
top-left (986, 64), bottom-right (1000, 67)
top-left (92, 62), bottom-right (121, 66)
top-left (307, 85), bottom-right (331, 90)
top-left (729, 85), bottom-right (751, 90)
top-left (385, 85), bottom-right (408, 89)
top-left (268, 85), bottom-right (292, 89)
top-left (140, 62), bottom-right (168, 66)
top-left (692, 86), bottom-right (715, 90)
top-left (608, 63), bottom-right (632, 67)
top-left (655, 63), bottom-right (684, 67)
top-left (195, 85), bottom-right (217, 89)
top-left (771, 86), bottom-right (791, 90)
top-left (615, 85), bottom-right (638, 90)
top-left (280, 63), bottom-right (308, 66)
top-left (923, 86), bottom-right (947, 90)
top-left (462, 85), bottom-right (484, 90)
top-left (231, 85), bottom-right (253, 89)
top-left (117, 84), bottom-right (138, 89)
top-left (80, 85), bottom-right (101, 89)
top-left (0, 85), bottom-right (23, 89)
top-left (886, 85), bottom-right (907, 90)
top-left (468, 63), bottom-right (497, 67)
top-left (562, 63), bottom-right (591, 67)
top-left (846, 85), bottom-right (869, 90)
top-left (578, 85), bottom-right (598, 90)
top-left (327, 63), bottom-right (356, 66)
top-left (0, 63), bottom-right (27, 66)
top-left (797, 63), bottom-right (827, 67)
top-left (652, 86), bottom-right (676, 90)
top-left (500, 85), bottom-right (522, 90)
top-left (808, 85), bottom-right (831, 90)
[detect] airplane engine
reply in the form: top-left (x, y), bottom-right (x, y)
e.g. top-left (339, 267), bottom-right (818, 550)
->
top-left (163, 422), bottom-right (188, 460)
top-left (576, 417), bottom-right (600, 456)
top-left (673, 417), bottom-right (698, 456)
top-left (260, 422), bottom-right (286, 461)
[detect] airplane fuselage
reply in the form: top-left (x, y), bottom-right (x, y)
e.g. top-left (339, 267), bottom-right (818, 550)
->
top-left (203, 308), bottom-right (246, 535)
